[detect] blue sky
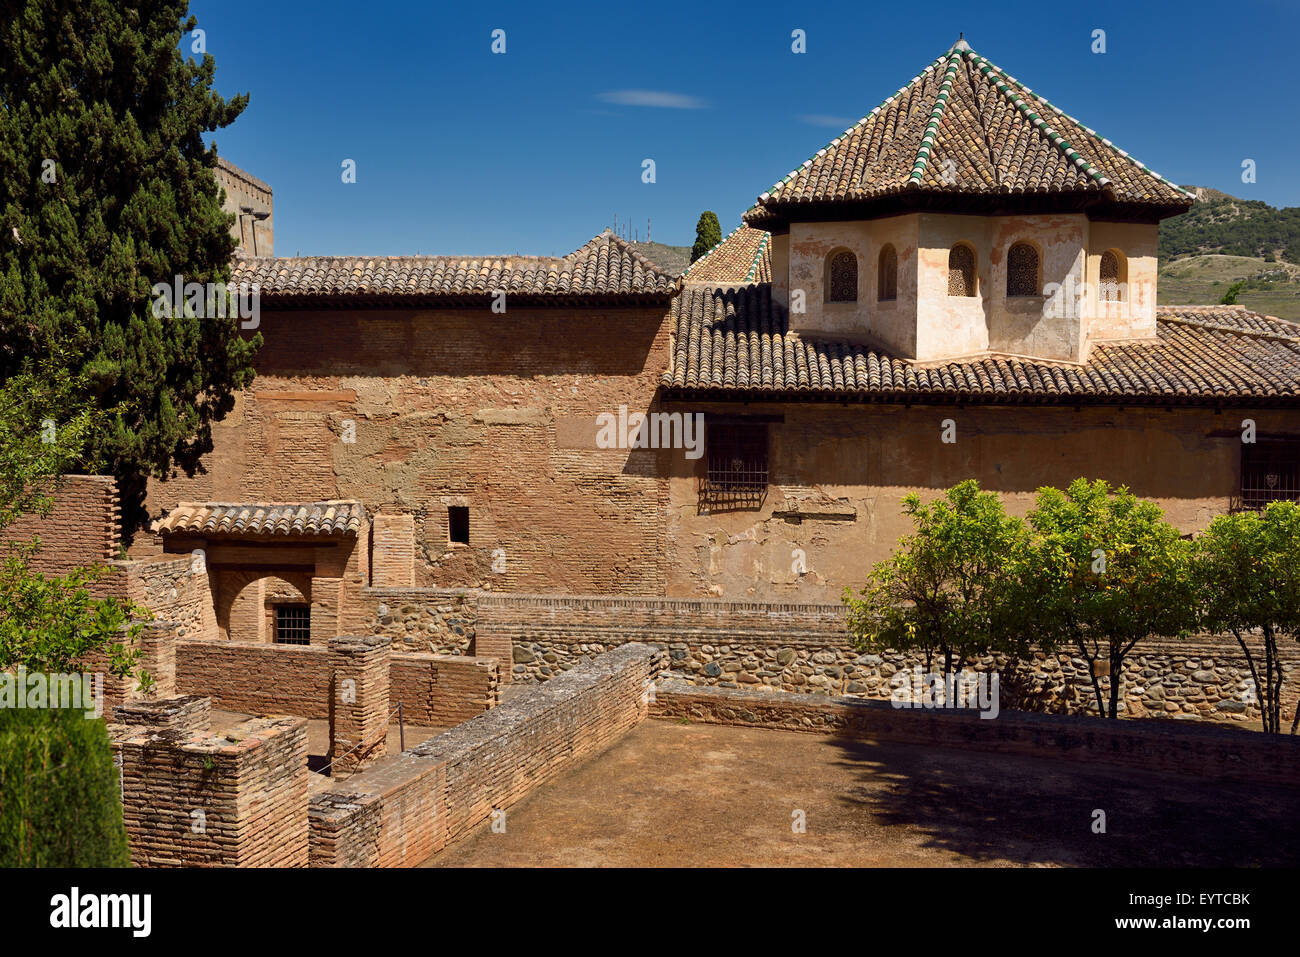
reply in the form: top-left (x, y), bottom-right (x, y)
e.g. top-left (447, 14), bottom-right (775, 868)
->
top-left (191, 0), bottom-right (1300, 258)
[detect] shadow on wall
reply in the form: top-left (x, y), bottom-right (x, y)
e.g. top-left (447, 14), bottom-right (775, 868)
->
top-left (825, 732), bottom-right (1300, 867)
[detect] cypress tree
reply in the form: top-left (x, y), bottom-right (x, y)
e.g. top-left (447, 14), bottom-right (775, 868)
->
top-left (0, 0), bottom-right (260, 536)
top-left (691, 211), bottom-right (722, 263)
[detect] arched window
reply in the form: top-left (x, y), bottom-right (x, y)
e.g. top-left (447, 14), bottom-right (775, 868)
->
top-left (948, 243), bottom-right (976, 297)
top-left (1006, 242), bottom-right (1040, 297)
top-left (1100, 249), bottom-right (1125, 301)
top-left (826, 250), bottom-right (858, 302)
top-left (877, 245), bottom-right (898, 301)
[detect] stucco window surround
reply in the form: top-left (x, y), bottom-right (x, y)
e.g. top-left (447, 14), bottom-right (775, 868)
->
top-left (1100, 249), bottom-right (1127, 302)
top-left (1006, 242), bottom-right (1042, 298)
top-left (825, 249), bottom-right (858, 302)
top-left (947, 243), bottom-right (977, 297)
top-left (877, 245), bottom-right (898, 301)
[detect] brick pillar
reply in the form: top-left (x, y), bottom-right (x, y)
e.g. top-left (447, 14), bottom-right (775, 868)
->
top-left (329, 635), bottom-right (391, 775)
top-left (470, 632), bottom-right (513, 686)
top-left (311, 577), bottom-right (344, 644)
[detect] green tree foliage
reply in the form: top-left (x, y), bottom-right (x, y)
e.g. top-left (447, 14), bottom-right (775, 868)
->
top-left (1195, 503), bottom-right (1300, 734)
top-left (0, 364), bottom-right (145, 682)
top-left (1026, 479), bottom-right (1197, 718)
top-left (690, 211), bottom-right (722, 263)
top-left (843, 480), bottom-right (1033, 676)
top-left (0, 0), bottom-right (261, 535)
top-left (0, 705), bottom-right (130, 867)
top-left (1219, 279), bottom-right (1246, 305)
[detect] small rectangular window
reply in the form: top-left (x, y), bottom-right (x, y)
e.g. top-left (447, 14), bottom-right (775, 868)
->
top-left (274, 604), bottom-right (311, 645)
top-left (1241, 440), bottom-right (1300, 509)
top-left (448, 505), bottom-right (470, 544)
top-left (699, 422), bottom-right (768, 512)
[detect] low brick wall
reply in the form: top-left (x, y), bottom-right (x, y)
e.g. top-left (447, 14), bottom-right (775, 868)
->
top-left (390, 653), bottom-right (500, 726)
top-left (0, 474), bottom-right (118, 575)
top-left (178, 639), bottom-right (331, 717)
top-left (176, 638), bottom-right (499, 725)
top-left (652, 681), bottom-right (1300, 788)
top-left (110, 709), bottom-right (309, 867)
top-left (309, 642), bottom-right (663, 867)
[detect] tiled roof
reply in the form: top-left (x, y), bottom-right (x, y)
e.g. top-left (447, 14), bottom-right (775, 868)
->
top-left (746, 40), bottom-right (1191, 226)
top-left (682, 225), bottom-right (772, 286)
top-left (665, 288), bottom-right (1300, 404)
top-left (231, 229), bottom-right (680, 305)
top-left (153, 501), bottom-right (368, 537)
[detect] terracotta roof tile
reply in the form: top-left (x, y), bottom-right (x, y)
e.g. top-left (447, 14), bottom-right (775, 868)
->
top-left (231, 229), bottom-right (679, 304)
top-left (682, 225), bottom-right (772, 286)
top-left (153, 501), bottom-right (367, 537)
top-left (666, 287), bottom-right (1300, 404)
top-left (746, 42), bottom-right (1191, 226)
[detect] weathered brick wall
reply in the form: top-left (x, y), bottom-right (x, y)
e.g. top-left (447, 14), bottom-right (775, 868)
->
top-left (390, 653), bottom-right (499, 726)
top-left (308, 643), bottom-right (664, 867)
top-left (110, 711), bottom-right (308, 867)
top-left (177, 639), bottom-right (331, 716)
top-left (372, 514), bottom-right (415, 587)
top-left (175, 637), bottom-right (498, 725)
top-left (1, 475), bottom-right (118, 574)
top-left (651, 681), bottom-right (1300, 788)
top-left (137, 305), bottom-right (674, 595)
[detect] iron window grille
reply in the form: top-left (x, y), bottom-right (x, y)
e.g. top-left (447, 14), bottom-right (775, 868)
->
top-left (1241, 440), bottom-right (1300, 509)
top-left (274, 604), bottom-right (311, 645)
top-left (699, 423), bottom-right (768, 511)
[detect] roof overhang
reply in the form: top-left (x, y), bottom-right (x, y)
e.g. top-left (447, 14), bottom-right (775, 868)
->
top-left (153, 501), bottom-right (368, 538)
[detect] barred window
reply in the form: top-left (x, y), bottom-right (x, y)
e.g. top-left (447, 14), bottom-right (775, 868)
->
top-left (877, 245), bottom-right (898, 301)
top-left (1006, 243), bottom-right (1039, 297)
top-left (1100, 249), bottom-right (1124, 301)
top-left (699, 423), bottom-right (768, 512)
top-left (1241, 440), bottom-right (1300, 509)
top-left (274, 604), bottom-right (311, 645)
top-left (947, 243), bottom-right (976, 297)
top-left (826, 250), bottom-right (857, 302)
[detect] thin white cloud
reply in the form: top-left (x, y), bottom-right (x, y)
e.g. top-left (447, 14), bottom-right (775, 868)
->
top-left (598, 90), bottom-right (708, 110)
top-left (798, 114), bottom-right (855, 128)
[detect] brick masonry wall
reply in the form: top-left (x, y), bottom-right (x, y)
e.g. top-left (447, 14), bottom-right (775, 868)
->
top-left (308, 642), bottom-right (665, 867)
top-left (651, 681), bottom-right (1300, 788)
top-left (175, 637), bottom-right (498, 725)
top-left (137, 305), bottom-right (675, 595)
top-left (110, 713), bottom-right (309, 867)
top-left (390, 653), bottom-right (500, 726)
top-left (177, 640), bottom-right (331, 717)
top-left (1, 475), bottom-right (119, 574)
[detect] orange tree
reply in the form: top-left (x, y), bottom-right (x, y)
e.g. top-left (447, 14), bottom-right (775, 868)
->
top-left (1025, 478), bottom-right (1196, 718)
top-left (1195, 502), bottom-right (1300, 734)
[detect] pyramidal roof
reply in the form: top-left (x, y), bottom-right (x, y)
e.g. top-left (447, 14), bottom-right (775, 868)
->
top-left (745, 39), bottom-right (1192, 227)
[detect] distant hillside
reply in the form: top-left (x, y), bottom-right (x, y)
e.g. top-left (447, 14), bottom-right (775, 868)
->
top-left (630, 241), bottom-right (692, 277)
top-left (1159, 188), bottom-right (1300, 321)
top-left (1160, 187), bottom-right (1300, 263)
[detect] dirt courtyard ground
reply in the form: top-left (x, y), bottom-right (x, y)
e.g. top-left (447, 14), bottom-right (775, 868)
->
top-left (427, 718), bottom-right (1299, 867)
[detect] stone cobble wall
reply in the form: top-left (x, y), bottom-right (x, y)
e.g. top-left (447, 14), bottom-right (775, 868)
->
top-left (365, 588), bottom-right (477, 655)
top-left (308, 643), bottom-right (664, 867)
top-left (651, 681), bottom-right (1300, 788)
top-left (470, 592), bottom-right (1300, 725)
top-left (110, 709), bottom-right (309, 867)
